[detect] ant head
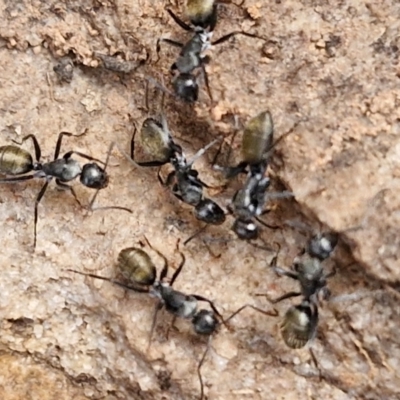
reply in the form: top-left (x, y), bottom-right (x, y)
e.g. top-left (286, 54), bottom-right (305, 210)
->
top-left (192, 309), bottom-right (219, 335)
top-left (80, 163), bottom-right (109, 189)
top-left (173, 73), bottom-right (199, 102)
top-left (194, 199), bottom-right (225, 225)
top-left (232, 219), bottom-right (259, 240)
top-left (307, 232), bottom-right (338, 260)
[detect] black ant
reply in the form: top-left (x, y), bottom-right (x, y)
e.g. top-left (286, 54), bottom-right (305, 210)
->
top-left (267, 189), bottom-right (383, 349)
top-left (66, 238), bottom-right (228, 400)
top-left (127, 107), bottom-right (226, 243)
top-left (67, 237), bottom-right (278, 399)
top-left (156, 4), bottom-right (265, 102)
top-left (262, 232), bottom-right (338, 349)
top-left (0, 131), bottom-right (132, 248)
top-left (214, 111), bottom-right (296, 240)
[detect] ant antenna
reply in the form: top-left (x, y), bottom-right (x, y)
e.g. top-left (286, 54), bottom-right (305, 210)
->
top-left (87, 142), bottom-right (132, 213)
top-left (187, 136), bottom-right (223, 167)
top-left (224, 304), bottom-right (278, 324)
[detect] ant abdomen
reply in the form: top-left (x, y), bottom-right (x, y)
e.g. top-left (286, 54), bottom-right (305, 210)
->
top-left (117, 247), bottom-right (157, 287)
top-left (242, 111), bottom-right (274, 165)
top-left (0, 145), bottom-right (34, 175)
top-left (280, 302), bottom-right (318, 349)
top-left (140, 118), bottom-right (174, 163)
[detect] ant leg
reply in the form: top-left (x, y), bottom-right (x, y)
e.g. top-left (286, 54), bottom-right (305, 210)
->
top-left (143, 235), bottom-right (170, 282)
top-left (183, 225), bottom-right (208, 246)
top-left (170, 251), bottom-right (186, 286)
top-left (158, 169), bottom-right (175, 187)
top-left (273, 267), bottom-right (299, 281)
top-left (224, 162), bottom-right (248, 179)
top-left (55, 179), bottom-right (83, 207)
top-left (256, 291), bottom-right (302, 304)
top-left (200, 63), bottom-right (213, 102)
top-left (309, 348), bottom-right (322, 380)
top-left (224, 304), bottom-right (278, 324)
top-left (197, 336), bottom-right (212, 400)
top-left (108, 138), bottom-right (165, 169)
top-left (208, 4), bottom-right (218, 32)
top-left (144, 80), bottom-right (150, 112)
top-left (33, 179), bottom-right (51, 249)
top-left (54, 129), bottom-right (88, 160)
top-left (130, 123), bottom-right (138, 160)
top-left (145, 76), bottom-right (175, 98)
top-left (11, 134), bottom-right (42, 162)
top-left (65, 269), bottom-right (149, 293)
top-left (268, 246), bottom-right (300, 280)
top-left (85, 143), bottom-right (132, 213)
top-left (212, 31), bottom-right (266, 46)
top-left (165, 8), bottom-right (193, 32)
top-left (63, 151), bottom-right (105, 166)
top-left (155, 37), bottom-right (184, 63)
top-left (148, 302), bottom-right (163, 350)
top-left (187, 136), bottom-right (223, 167)
top-left (263, 119), bottom-right (305, 161)
top-left (192, 295), bottom-right (224, 322)
top-left (0, 175), bottom-right (35, 183)
top-left (255, 216), bottom-right (281, 230)
top-left (212, 115), bottom-right (242, 172)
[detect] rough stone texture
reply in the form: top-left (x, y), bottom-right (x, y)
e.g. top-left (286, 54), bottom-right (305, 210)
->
top-left (0, 1), bottom-right (399, 399)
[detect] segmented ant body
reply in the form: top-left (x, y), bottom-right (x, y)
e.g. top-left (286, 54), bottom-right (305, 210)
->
top-left (215, 111), bottom-right (293, 240)
top-left (156, 7), bottom-right (264, 102)
top-left (0, 131), bottom-right (131, 247)
top-left (268, 234), bottom-right (338, 348)
top-left (67, 239), bottom-right (224, 399)
top-left (68, 238), bottom-right (278, 399)
top-left (131, 114), bottom-right (226, 229)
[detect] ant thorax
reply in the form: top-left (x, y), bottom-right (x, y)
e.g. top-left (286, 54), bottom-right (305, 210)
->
top-left (199, 31), bottom-right (213, 52)
top-left (294, 254), bottom-right (323, 281)
top-left (42, 158), bottom-right (82, 182)
top-left (154, 284), bottom-right (199, 319)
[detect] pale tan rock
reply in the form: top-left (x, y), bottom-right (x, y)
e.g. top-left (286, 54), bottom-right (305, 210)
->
top-left (0, 0), bottom-right (399, 399)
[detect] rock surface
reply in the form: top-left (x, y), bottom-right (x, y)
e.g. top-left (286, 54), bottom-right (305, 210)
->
top-left (0, 1), bottom-right (399, 399)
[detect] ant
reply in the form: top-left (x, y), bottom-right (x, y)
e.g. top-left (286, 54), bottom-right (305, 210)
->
top-left (67, 237), bottom-right (226, 399)
top-left (156, 4), bottom-right (265, 102)
top-left (262, 232), bottom-right (338, 349)
top-left (67, 237), bottom-right (278, 399)
top-left (214, 111), bottom-right (296, 240)
top-left (0, 131), bottom-right (132, 248)
top-left (127, 98), bottom-right (226, 242)
top-left (265, 188), bottom-right (384, 349)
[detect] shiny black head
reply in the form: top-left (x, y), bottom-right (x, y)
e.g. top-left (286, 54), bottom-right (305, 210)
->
top-left (192, 309), bottom-right (219, 335)
top-left (307, 232), bottom-right (338, 261)
top-left (194, 199), bottom-right (225, 224)
top-left (232, 219), bottom-right (259, 240)
top-left (173, 73), bottom-right (199, 102)
top-left (80, 163), bottom-right (109, 189)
